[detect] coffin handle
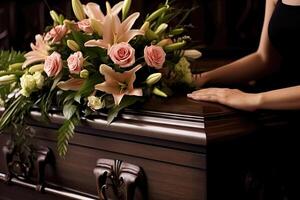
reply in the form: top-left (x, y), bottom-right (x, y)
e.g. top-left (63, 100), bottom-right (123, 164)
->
top-left (93, 158), bottom-right (147, 200)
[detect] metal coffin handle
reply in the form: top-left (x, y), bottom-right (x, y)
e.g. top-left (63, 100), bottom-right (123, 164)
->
top-left (93, 158), bottom-right (148, 200)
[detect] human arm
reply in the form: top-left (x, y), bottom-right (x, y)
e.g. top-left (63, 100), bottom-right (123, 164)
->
top-left (195, 0), bottom-right (280, 87)
top-left (187, 85), bottom-right (300, 111)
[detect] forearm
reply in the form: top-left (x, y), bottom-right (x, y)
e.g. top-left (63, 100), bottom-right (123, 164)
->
top-left (257, 86), bottom-right (300, 110)
top-left (203, 52), bottom-right (279, 86)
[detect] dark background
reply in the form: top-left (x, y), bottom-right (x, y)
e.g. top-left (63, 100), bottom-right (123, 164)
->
top-left (0, 0), bottom-right (265, 59)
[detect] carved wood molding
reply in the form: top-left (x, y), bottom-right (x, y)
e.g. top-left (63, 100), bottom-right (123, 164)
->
top-left (2, 141), bottom-right (54, 192)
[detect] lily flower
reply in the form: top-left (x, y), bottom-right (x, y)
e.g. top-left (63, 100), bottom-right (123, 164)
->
top-left (95, 64), bottom-right (143, 105)
top-left (83, 1), bottom-right (124, 36)
top-left (84, 9), bottom-right (144, 49)
top-left (22, 34), bottom-right (51, 69)
top-left (57, 78), bottom-right (85, 91)
top-left (84, 1), bottom-right (124, 22)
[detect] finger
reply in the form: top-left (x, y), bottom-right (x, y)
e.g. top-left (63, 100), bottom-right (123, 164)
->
top-left (187, 93), bottom-right (218, 102)
top-left (191, 88), bottom-right (218, 95)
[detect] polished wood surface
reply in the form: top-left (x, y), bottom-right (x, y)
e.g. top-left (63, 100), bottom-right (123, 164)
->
top-left (1, 94), bottom-right (299, 200)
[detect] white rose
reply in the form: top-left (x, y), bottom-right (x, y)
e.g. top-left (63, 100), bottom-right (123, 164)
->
top-left (20, 74), bottom-right (36, 97)
top-left (33, 72), bottom-right (45, 89)
top-left (87, 96), bottom-right (103, 110)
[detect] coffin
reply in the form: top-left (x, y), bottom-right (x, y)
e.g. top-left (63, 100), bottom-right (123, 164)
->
top-left (0, 95), bottom-right (281, 200)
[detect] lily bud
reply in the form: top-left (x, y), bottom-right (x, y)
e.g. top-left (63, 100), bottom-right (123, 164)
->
top-left (58, 14), bottom-right (65, 25)
top-left (8, 62), bottom-right (23, 71)
top-left (146, 73), bottom-right (162, 85)
top-left (80, 69), bottom-right (89, 79)
top-left (183, 49), bottom-right (202, 59)
top-left (157, 38), bottom-right (173, 47)
top-left (169, 28), bottom-right (184, 36)
top-left (122, 0), bottom-right (132, 20)
top-left (106, 2), bottom-right (112, 15)
top-left (140, 21), bottom-right (149, 33)
top-left (90, 19), bottom-right (102, 36)
top-left (155, 23), bottom-right (168, 35)
top-left (164, 40), bottom-right (186, 52)
top-left (72, 0), bottom-right (85, 21)
top-left (153, 87), bottom-right (168, 97)
top-left (0, 75), bottom-right (16, 85)
top-left (146, 6), bottom-right (168, 22)
top-left (145, 29), bottom-right (159, 40)
top-left (67, 40), bottom-right (80, 51)
top-left (29, 64), bottom-right (44, 74)
top-left (64, 19), bottom-right (79, 31)
top-left (50, 10), bottom-right (60, 24)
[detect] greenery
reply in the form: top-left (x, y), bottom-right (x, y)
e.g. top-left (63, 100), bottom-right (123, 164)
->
top-left (0, 0), bottom-right (201, 157)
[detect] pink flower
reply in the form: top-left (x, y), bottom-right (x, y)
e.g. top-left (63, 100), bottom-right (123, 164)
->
top-left (78, 19), bottom-right (93, 34)
top-left (44, 25), bottom-right (68, 43)
top-left (22, 34), bottom-right (50, 69)
top-left (108, 42), bottom-right (135, 68)
top-left (144, 45), bottom-right (166, 69)
top-left (84, 12), bottom-right (144, 49)
top-left (44, 51), bottom-right (62, 77)
top-left (67, 51), bottom-right (84, 74)
top-left (57, 78), bottom-right (84, 91)
top-left (95, 64), bottom-right (143, 105)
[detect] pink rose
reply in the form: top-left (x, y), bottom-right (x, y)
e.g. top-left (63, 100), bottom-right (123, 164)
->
top-left (108, 42), bottom-right (135, 68)
top-left (44, 25), bottom-right (68, 43)
top-left (44, 51), bottom-right (63, 77)
top-left (67, 51), bottom-right (84, 74)
top-left (78, 19), bottom-right (93, 34)
top-left (144, 45), bottom-right (166, 69)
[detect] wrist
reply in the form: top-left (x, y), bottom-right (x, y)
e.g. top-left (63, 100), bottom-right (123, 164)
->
top-left (251, 93), bottom-right (263, 110)
top-left (201, 71), bottom-right (211, 85)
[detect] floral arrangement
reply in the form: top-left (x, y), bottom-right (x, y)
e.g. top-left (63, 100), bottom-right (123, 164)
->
top-left (0, 0), bottom-right (201, 156)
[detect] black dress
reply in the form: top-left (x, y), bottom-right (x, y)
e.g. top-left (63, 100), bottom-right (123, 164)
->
top-left (268, 0), bottom-right (300, 87)
top-left (209, 2), bottom-right (300, 200)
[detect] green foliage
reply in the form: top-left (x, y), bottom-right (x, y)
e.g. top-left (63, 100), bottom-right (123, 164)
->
top-left (57, 101), bottom-right (80, 156)
top-left (0, 0), bottom-right (199, 158)
top-left (107, 96), bottom-right (144, 124)
top-left (63, 103), bottom-right (77, 120)
top-left (0, 50), bottom-right (25, 70)
top-left (0, 95), bottom-right (33, 132)
top-left (57, 115), bottom-right (79, 157)
top-left (74, 74), bottom-right (102, 103)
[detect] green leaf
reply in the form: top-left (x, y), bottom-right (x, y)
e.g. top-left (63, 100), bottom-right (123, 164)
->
top-left (0, 95), bottom-right (25, 130)
top-left (74, 74), bottom-right (101, 103)
top-left (63, 103), bottom-right (77, 120)
top-left (0, 50), bottom-right (25, 71)
top-left (57, 116), bottom-right (79, 157)
top-left (107, 96), bottom-right (142, 124)
top-left (50, 73), bottom-right (63, 92)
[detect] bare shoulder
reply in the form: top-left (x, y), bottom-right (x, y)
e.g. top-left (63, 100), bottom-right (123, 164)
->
top-left (271, 0), bottom-right (278, 6)
top-left (264, 0), bottom-right (278, 11)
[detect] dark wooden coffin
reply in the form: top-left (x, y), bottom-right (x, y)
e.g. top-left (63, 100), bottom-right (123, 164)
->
top-left (0, 95), bottom-right (281, 200)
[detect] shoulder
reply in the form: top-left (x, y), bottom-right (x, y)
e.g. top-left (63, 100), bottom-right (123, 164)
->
top-left (272, 0), bottom-right (278, 6)
top-left (265, 0), bottom-right (278, 10)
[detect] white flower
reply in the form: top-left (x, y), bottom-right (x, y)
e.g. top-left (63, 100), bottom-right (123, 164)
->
top-left (20, 74), bottom-right (36, 97)
top-left (88, 96), bottom-right (104, 110)
top-left (20, 72), bottom-right (44, 97)
top-left (33, 72), bottom-right (45, 89)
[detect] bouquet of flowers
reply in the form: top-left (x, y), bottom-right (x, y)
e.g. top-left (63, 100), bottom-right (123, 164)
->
top-left (0, 0), bottom-right (201, 156)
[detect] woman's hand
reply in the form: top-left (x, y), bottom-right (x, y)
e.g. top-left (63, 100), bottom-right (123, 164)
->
top-left (187, 88), bottom-right (262, 111)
